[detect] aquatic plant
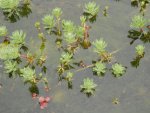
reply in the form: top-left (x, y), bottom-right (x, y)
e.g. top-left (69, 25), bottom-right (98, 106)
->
top-left (93, 62), bottom-right (106, 76)
top-left (42, 15), bottom-right (55, 33)
top-left (135, 44), bottom-right (145, 57)
top-left (80, 16), bottom-right (86, 26)
top-left (93, 38), bottom-right (107, 54)
top-left (20, 66), bottom-right (36, 83)
top-left (112, 63), bottom-right (126, 77)
top-left (64, 32), bottom-right (77, 44)
top-left (52, 7), bottom-right (62, 19)
top-left (10, 30), bottom-right (26, 45)
top-left (4, 60), bottom-right (18, 73)
top-left (0, 44), bottom-right (20, 60)
top-left (84, 2), bottom-right (99, 19)
top-left (60, 52), bottom-right (73, 65)
top-left (130, 15), bottom-right (148, 29)
top-left (80, 78), bottom-right (97, 95)
top-left (0, 26), bottom-right (8, 37)
top-left (65, 72), bottom-right (74, 82)
top-left (62, 20), bottom-right (75, 33)
top-left (0, 0), bottom-right (20, 10)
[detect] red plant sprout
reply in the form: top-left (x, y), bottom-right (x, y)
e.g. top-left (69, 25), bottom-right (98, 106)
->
top-left (38, 96), bottom-right (51, 109)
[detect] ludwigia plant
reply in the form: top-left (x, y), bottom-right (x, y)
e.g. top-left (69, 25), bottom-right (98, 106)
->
top-left (0, 0), bottom-right (31, 22)
top-left (80, 78), bottom-right (97, 96)
top-left (112, 63), bottom-right (126, 77)
top-left (0, 26), bottom-right (8, 37)
top-left (130, 15), bottom-right (148, 31)
top-left (135, 44), bottom-right (145, 57)
top-left (93, 61), bottom-right (106, 76)
top-left (83, 1), bottom-right (99, 21)
top-left (93, 38), bottom-right (112, 62)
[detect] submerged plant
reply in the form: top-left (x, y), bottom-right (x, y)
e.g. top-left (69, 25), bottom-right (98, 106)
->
top-left (52, 7), bottom-right (62, 19)
top-left (84, 2), bottom-right (99, 19)
top-left (0, 26), bottom-right (8, 37)
top-left (20, 66), bottom-right (36, 83)
top-left (42, 15), bottom-right (55, 33)
top-left (10, 30), bottom-right (26, 45)
top-left (4, 60), bottom-right (18, 74)
top-left (93, 38), bottom-right (107, 54)
top-left (112, 63), bottom-right (126, 77)
top-left (93, 62), bottom-right (106, 76)
top-left (130, 15), bottom-right (148, 29)
top-left (80, 78), bottom-right (97, 95)
top-left (0, 44), bottom-right (20, 60)
top-left (135, 44), bottom-right (145, 57)
top-left (60, 52), bottom-right (73, 65)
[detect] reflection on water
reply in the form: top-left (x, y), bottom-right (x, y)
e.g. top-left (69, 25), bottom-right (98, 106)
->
top-left (0, 0), bottom-right (150, 113)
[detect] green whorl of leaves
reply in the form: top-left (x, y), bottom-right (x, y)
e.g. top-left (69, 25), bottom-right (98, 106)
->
top-left (112, 63), bottom-right (125, 77)
top-left (60, 52), bottom-right (73, 64)
top-left (0, 44), bottom-right (20, 60)
top-left (42, 15), bottom-right (55, 31)
top-left (20, 66), bottom-right (36, 82)
top-left (4, 60), bottom-right (18, 73)
top-left (93, 62), bottom-right (106, 76)
top-left (93, 38), bottom-right (107, 54)
top-left (10, 30), bottom-right (26, 45)
top-left (64, 32), bottom-right (76, 44)
top-left (62, 20), bottom-right (75, 33)
top-left (0, 0), bottom-right (20, 9)
top-left (84, 2), bottom-right (99, 17)
top-left (0, 26), bottom-right (8, 37)
top-left (80, 77), bottom-right (97, 94)
top-left (130, 15), bottom-right (147, 29)
top-left (135, 44), bottom-right (145, 56)
top-left (52, 7), bottom-right (62, 18)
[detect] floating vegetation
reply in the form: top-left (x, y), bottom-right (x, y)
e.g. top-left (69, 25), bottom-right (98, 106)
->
top-left (83, 1), bottom-right (99, 22)
top-left (93, 61), bottom-right (106, 76)
top-left (0, 26), bottom-right (8, 37)
top-left (80, 78), bottom-right (97, 96)
top-left (130, 15), bottom-right (148, 30)
top-left (112, 63), bottom-right (126, 77)
top-left (0, 0), bottom-right (32, 22)
top-left (135, 44), bottom-right (145, 57)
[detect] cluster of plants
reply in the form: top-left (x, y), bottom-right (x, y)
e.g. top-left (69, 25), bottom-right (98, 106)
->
top-left (0, 25), bottom-right (49, 95)
top-left (0, 1), bottom-right (149, 109)
top-left (129, 15), bottom-right (149, 67)
top-left (0, 0), bottom-right (31, 22)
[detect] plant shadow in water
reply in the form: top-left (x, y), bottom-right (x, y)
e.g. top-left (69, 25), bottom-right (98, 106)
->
top-left (3, 4), bottom-right (32, 23)
top-left (128, 28), bottom-right (150, 45)
top-left (130, 54), bottom-right (145, 68)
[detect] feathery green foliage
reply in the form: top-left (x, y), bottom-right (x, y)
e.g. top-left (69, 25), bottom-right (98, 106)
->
top-left (80, 78), bottom-right (97, 95)
top-left (0, 44), bottom-right (20, 60)
top-left (52, 7), bottom-right (62, 19)
top-left (84, 2), bottom-right (99, 18)
top-left (60, 52), bottom-right (73, 65)
top-left (42, 15), bottom-right (55, 33)
top-left (4, 60), bottom-right (18, 73)
top-left (0, 0), bottom-right (20, 9)
top-left (112, 63), bottom-right (125, 77)
top-left (62, 20), bottom-right (75, 33)
top-left (135, 44), bottom-right (145, 56)
top-left (0, 26), bottom-right (8, 37)
top-left (66, 72), bottom-right (74, 82)
top-left (130, 15), bottom-right (147, 29)
top-left (93, 62), bottom-right (106, 76)
top-left (20, 66), bottom-right (36, 82)
top-left (64, 32), bottom-right (76, 44)
top-left (10, 30), bottom-right (26, 45)
top-left (93, 38), bottom-right (107, 54)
